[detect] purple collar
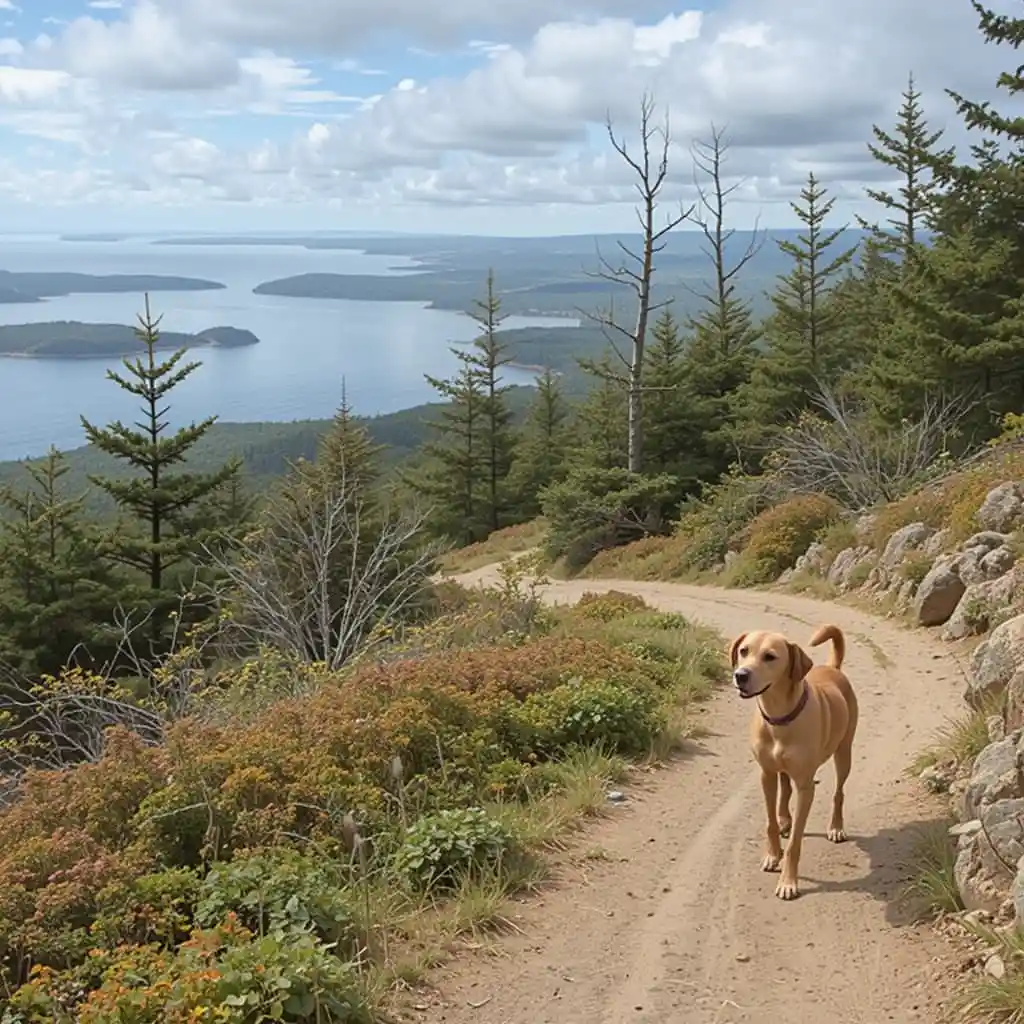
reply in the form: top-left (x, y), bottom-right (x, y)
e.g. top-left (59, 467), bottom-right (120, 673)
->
top-left (760, 683), bottom-right (810, 726)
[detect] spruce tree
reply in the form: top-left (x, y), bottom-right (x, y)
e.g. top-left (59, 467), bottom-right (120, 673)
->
top-left (732, 174), bottom-right (857, 451)
top-left (642, 308), bottom-right (705, 486)
top-left (574, 355), bottom-right (629, 471)
top-left (682, 125), bottom-right (763, 478)
top-left (0, 448), bottom-right (119, 676)
top-left (414, 352), bottom-right (488, 544)
top-left (856, 72), bottom-right (950, 264)
top-left (80, 296), bottom-right (242, 642)
top-left (465, 271), bottom-right (514, 533)
top-left (507, 368), bottom-right (572, 518)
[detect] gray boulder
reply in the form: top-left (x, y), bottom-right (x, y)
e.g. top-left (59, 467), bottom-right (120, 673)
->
top-left (968, 615), bottom-right (1024, 708)
top-left (978, 482), bottom-right (1024, 533)
top-left (912, 559), bottom-right (966, 627)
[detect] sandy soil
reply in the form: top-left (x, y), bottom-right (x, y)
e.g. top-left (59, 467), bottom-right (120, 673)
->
top-left (402, 570), bottom-right (971, 1024)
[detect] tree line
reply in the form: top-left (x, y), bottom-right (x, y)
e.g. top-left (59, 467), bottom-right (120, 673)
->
top-left (0, 0), bottom-right (1018, 710)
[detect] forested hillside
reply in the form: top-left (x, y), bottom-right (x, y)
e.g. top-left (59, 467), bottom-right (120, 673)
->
top-left (0, 3), bottom-right (1019, 1020)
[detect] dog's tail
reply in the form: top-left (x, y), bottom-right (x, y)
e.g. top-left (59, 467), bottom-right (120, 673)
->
top-left (809, 624), bottom-right (845, 669)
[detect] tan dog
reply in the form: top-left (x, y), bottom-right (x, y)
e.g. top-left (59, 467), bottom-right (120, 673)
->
top-left (729, 624), bottom-right (858, 900)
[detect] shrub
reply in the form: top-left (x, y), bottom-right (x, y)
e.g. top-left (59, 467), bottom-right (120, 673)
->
top-left (816, 518), bottom-right (857, 558)
top-left (724, 494), bottom-right (842, 585)
top-left (11, 917), bottom-right (373, 1023)
top-left (393, 807), bottom-right (515, 892)
top-left (575, 590), bottom-right (649, 620)
top-left (195, 849), bottom-right (359, 954)
top-left (541, 466), bottom-right (681, 572)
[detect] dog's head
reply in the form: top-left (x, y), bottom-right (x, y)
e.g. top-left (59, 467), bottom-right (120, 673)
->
top-left (728, 630), bottom-right (813, 700)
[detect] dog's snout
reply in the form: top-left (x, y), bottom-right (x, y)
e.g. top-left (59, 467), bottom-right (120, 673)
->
top-left (734, 667), bottom-right (751, 685)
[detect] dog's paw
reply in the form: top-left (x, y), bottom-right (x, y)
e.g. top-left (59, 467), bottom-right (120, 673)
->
top-left (775, 878), bottom-right (800, 900)
top-left (779, 821), bottom-right (792, 839)
top-left (761, 853), bottom-right (781, 872)
top-left (826, 826), bottom-right (847, 843)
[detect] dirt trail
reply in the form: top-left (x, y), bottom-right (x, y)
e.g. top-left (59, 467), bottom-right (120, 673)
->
top-left (412, 569), bottom-right (968, 1024)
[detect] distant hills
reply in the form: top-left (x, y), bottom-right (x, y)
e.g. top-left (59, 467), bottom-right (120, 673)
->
top-left (0, 270), bottom-right (225, 304)
top-left (0, 322), bottom-right (259, 358)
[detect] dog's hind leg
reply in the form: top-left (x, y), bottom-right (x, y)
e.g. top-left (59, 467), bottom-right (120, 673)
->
top-left (777, 772), bottom-right (793, 838)
top-left (776, 775), bottom-right (815, 900)
top-left (760, 769), bottom-right (784, 872)
top-left (827, 736), bottom-right (853, 843)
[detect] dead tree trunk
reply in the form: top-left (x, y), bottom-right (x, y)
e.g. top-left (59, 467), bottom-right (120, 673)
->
top-left (580, 92), bottom-right (693, 474)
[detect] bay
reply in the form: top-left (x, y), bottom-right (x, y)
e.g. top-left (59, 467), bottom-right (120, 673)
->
top-left (0, 235), bottom-right (569, 461)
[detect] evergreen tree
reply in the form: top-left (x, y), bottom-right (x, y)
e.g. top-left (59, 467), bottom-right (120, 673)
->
top-left (642, 308), bottom-right (706, 486)
top-left (0, 448), bottom-right (119, 676)
top-left (732, 174), bottom-right (857, 452)
top-left (574, 355), bottom-right (628, 471)
top-left (465, 271), bottom-right (514, 533)
top-left (856, 72), bottom-right (950, 264)
top-left (681, 125), bottom-right (764, 478)
top-left (414, 352), bottom-right (488, 544)
top-left (507, 368), bottom-right (572, 518)
top-left (80, 296), bottom-right (242, 643)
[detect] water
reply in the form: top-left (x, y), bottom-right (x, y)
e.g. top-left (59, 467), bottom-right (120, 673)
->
top-left (0, 236), bottom-right (570, 461)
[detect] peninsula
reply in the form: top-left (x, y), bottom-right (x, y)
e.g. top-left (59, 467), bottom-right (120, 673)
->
top-left (0, 270), bottom-right (226, 304)
top-left (0, 322), bottom-right (259, 358)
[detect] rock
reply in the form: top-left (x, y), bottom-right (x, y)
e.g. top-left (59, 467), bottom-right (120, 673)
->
top-left (964, 531), bottom-right (1013, 552)
top-left (880, 522), bottom-right (934, 573)
top-left (925, 529), bottom-right (953, 557)
top-left (982, 546), bottom-right (1017, 579)
top-left (990, 715), bottom-right (1008, 743)
top-left (943, 569), bottom-right (1024, 642)
top-left (963, 735), bottom-right (1021, 821)
top-left (1013, 862), bottom-right (1024, 929)
top-left (723, 550), bottom-right (738, 567)
top-left (826, 546), bottom-right (874, 591)
top-left (978, 482), bottom-right (1024, 533)
top-left (967, 615), bottom-right (1024, 707)
top-left (853, 513), bottom-right (877, 546)
top-left (957, 548), bottom-right (991, 588)
top-left (607, 790), bottom-right (627, 803)
top-left (950, 819), bottom-right (983, 838)
top-left (913, 560), bottom-right (966, 626)
top-left (986, 954), bottom-right (1007, 979)
top-left (921, 763), bottom-right (954, 793)
top-left (777, 568), bottom-right (794, 584)
top-left (956, 798), bottom-right (1024, 914)
top-left (793, 542), bottom-right (829, 576)
top-left (1004, 668), bottom-right (1024, 733)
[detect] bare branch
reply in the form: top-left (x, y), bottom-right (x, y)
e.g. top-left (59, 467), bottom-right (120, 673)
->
top-left (205, 467), bottom-right (439, 672)
top-left (768, 382), bottom-right (976, 508)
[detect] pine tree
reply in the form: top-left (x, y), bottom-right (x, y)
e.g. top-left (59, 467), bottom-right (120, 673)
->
top-left (80, 296), bottom-right (242, 642)
top-left (732, 174), bottom-right (857, 450)
top-left (414, 352), bottom-right (488, 544)
top-left (0, 448), bottom-right (119, 676)
top-left (507, 368), bottom-right (572, 518)
top-left (642, 308), bottom-right (706, 486)
top-left (681, 125), bottom-right (764, 478)
top-left (574, 355), bottom-right (629, 471)
top-left (465, 271), bottom-right (514, 533)
top-left (856, 72), bottom-right (950, 264)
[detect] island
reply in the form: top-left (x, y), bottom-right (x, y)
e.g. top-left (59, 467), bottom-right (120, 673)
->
top-left (0, 321), bottom-right (259, 358)
top-left (0, 270), bottom-right (226, 304)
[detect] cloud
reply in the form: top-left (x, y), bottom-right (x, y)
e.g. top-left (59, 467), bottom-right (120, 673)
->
top-left (55, 1), bottom-right (239, 90)
top-left (0, 0), bottom-right (1008, 228)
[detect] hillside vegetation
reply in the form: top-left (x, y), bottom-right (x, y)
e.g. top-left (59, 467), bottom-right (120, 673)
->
top-left (0, 4), bottom-right (1020, 1020)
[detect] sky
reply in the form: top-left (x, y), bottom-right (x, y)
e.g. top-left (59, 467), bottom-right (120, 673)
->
top-left (0, 0), bottom-right (1011, 235)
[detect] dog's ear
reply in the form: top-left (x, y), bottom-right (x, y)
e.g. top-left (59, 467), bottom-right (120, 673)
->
top-left (787, 642), bottom-right (813, 684)
top-left (729, 633), bottom-right (747, 666)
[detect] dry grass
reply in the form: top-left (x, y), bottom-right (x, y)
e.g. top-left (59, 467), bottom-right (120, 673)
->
top-left (903, 820), bottom-right (964, 921)
top-left (910, 698), bottom-right (1001, 777)
top-left (956, 923), bottom-right (1024, 1022)
top-left (440, 519), bottom-right (548, 573)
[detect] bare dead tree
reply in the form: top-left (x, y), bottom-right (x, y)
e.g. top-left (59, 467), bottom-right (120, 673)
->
top-left (688, 123), bottom-right (764, 354)
top-left (769, 383), bottom-right (975, 508)
top-left (580, 92), bottom-right (694, 474)
top-left (206, 472), bottom-right (439, 671)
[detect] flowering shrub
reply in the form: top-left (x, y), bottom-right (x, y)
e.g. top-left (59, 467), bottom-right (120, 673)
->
top-left (574, 590), bottom-right (649, 621)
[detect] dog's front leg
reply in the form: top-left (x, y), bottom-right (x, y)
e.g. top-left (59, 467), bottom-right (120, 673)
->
top-left (778, 772), bottom-right (793, 838)
top-left (759, 769), bottom-right (783, 872)
top-left (776, 777), bottom-right (815, 900)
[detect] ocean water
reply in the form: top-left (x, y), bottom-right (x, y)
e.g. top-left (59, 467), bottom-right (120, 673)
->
top-left (0, 235), bottom-right (568, 461)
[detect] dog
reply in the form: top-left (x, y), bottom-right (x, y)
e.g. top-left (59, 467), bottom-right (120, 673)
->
top-left (728, 624), bottom-right (858, 900)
